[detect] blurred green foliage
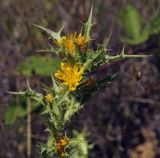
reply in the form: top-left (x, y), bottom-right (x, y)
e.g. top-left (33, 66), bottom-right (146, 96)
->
top-left (4, 98), bottom-right (41, 125)
top-left (71, 131), bottom-right (92, 158)
top-left (5, 55), bottom-right (60, 125)
top-left (119, 5), bottom-right (160, 45)
top-left (16, 55), bottom-right (60, 77)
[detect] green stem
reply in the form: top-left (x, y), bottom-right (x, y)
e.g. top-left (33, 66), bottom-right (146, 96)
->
top-left (107, 54), bottom-right (150, 62)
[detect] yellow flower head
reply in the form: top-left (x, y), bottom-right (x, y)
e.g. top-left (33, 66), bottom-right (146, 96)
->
top-left (56, 33), bottom-right (87, 54)
top-left (45, 93), bottom-right (54, 103)
top-left (57, 35), bottom-right (75, 53)
top-left (57, 36), bottom-right (67, 45)
top-left (74, 33), bottom-right (87, 48)
top-left (56, 136), bottom-right (68, 158)
top-left (55, 62), bottom-right (84, 91)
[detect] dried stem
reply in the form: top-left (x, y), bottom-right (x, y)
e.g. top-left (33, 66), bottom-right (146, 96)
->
top-left (27, 97), bottom-right (32, 158)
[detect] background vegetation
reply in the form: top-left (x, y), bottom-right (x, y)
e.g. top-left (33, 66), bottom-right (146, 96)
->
top-left (0, 0), bottom-right (160, 157)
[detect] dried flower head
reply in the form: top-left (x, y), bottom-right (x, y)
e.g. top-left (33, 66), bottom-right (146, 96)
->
top-left (56, 136), bottom-right (68, 158)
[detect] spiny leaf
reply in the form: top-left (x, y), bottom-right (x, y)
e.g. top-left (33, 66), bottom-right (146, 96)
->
top-left (70, 130), bottom-right (91, 158)
top-left (84, 4), bottom-right (93, 41)
top-left (6, 91), bottom-right (26, 96)
top-left (120, 45), bottom-right (125, 58)
top-left (83, 49), bottom-right (104, 71)
top-left (26, 80), bottom-right (32, 92)
top-left (51, 74), bottom-right (59, 91)
top-left (103, 32), bottom-right (112, 49)
top-left (33, 24), bottom-right (63, 40)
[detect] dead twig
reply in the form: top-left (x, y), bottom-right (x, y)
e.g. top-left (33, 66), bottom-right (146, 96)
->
top-left (27, 97), bottom-right (32, 158)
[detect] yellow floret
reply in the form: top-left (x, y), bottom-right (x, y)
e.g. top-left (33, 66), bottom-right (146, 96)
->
top-left (45, 93), bottom-right (54, 103)
top-left (55, 62), bottom-right (84, 91)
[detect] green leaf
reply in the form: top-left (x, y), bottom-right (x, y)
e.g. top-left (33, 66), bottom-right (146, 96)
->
top-left (119, 5), bottom-right (142, 39)
top-left (4, 105), bottom-right (27, 125)
top-left (16, 106), bottom-right (27, 117)
top-left (4, 100), bottom-right (41, 125)
top-left (16, 55), bottom-right (60, 77)
top-left (33, 24), bottom-right (63, 40)
top-left (18, 101), bottom-right (40, 117)
top-left (146, 13), bottom-right (160, 35)
top-left (4, 105), bottom-right (17, 125)
top-left (84, 5), bottom-right (93, 41)
top-left (121, 33), bottom-right (148, 45)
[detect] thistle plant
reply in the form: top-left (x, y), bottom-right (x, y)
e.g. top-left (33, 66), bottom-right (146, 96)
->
top-left (10, 6), bottom-right (148, 158)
